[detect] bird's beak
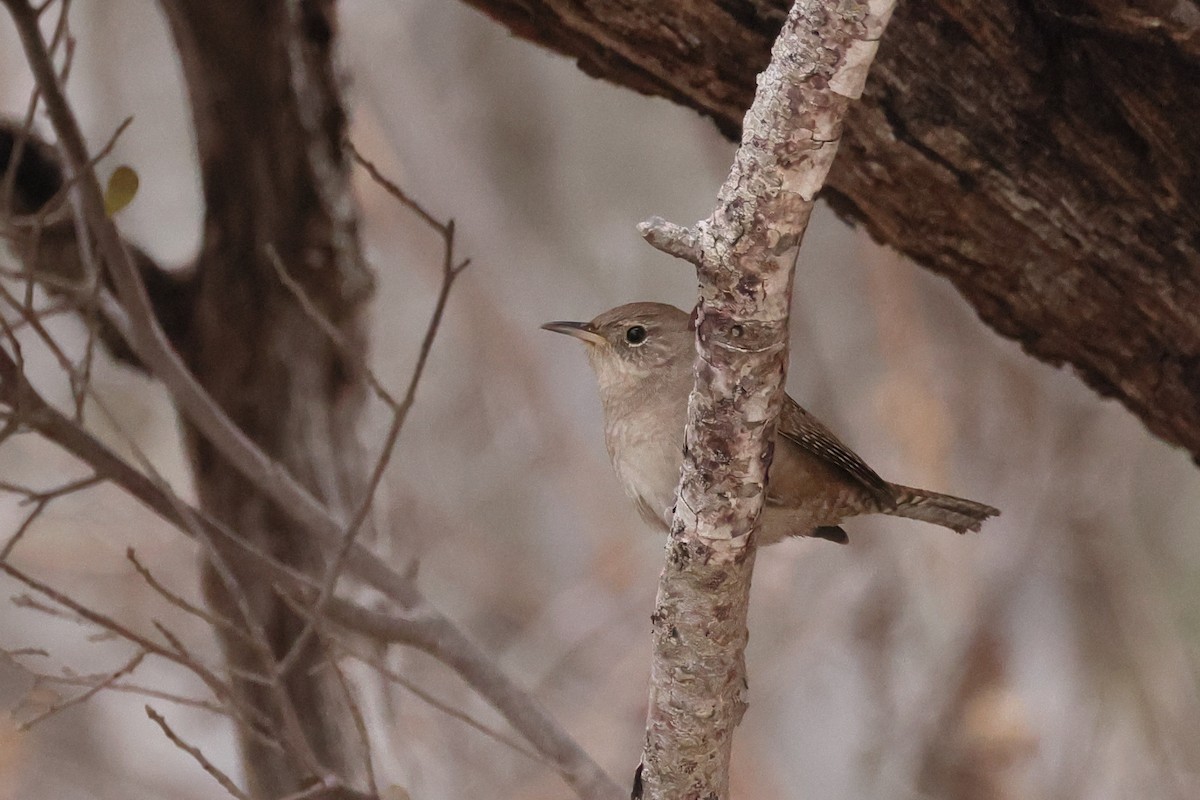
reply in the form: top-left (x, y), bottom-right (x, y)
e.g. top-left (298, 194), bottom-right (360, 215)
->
top-left (540, 320), bottom-right (606, 346)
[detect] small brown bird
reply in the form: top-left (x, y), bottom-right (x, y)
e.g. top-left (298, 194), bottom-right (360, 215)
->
top-left (543, 302), bottom-right (998, 545)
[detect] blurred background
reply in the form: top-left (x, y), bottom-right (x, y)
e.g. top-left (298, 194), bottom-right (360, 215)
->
top-left (1, 1), bottom-right (1198, 798)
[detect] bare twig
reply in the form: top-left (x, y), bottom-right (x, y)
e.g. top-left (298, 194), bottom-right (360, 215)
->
top-left (126, 548), bottom-right (259, 648)
top-left (329, 657), bottom-right (380, 798)
top-left (5, 114), bottom-right (132, 235)
top-left (0, 473), bottom-right (100, 503)
top-left (0, 278), bottom-right (81, 380)
top-left (0, 0), bottom-right (70, 212)
top-left (146, 705), bottom-right (251, 800)
top-left (279, 588), bottom-right (548, 765)
top-left (0, 558), bottom-right (292, 746)
top-left (19, 650), bottom-right (145, 730)
top-left (274, 197), bottom-right (466, 679)
top-left (0, 84), bottom-right (39, 215)
top-left (342, 643), bottom-right (546, 766)
top-left (152, 619), bottom-right (194, 662)
top-left (1, 561), bottom-right (229, 693)
top-left (33, 674), bottom-right (225, 715)
top-left (5, 0), bottom-right (417, 603)
top-left (0, 346), bottom-right (319, 601)
top-left (0, 498), bottom-right (49, 560)
top-left (0, 473), bottom-right (100, 559)
top-left (11, 593), bottom-right (85, 622)
top-left (1, 646), bottom-right (48, 657)
top-left (317, 595), bottom-right (615, 795)
top-left (347, 141), bottom-right (446, 233)
top-left (265, 246), bottom-right (394, 408)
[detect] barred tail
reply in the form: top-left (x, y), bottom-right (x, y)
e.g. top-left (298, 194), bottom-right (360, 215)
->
top-left (886, 484), bottom-right (999, 534)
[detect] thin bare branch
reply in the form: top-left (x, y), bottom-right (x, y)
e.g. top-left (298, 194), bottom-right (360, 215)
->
top-left (0, 277), bottom-right (80, 380)
top-left (265, 246), bottom-right (395, 409)
top-left (329, 658), bottom-right (380, 798)
top-left (0, 498), bottom-right (48, 560)
top-left (6, 0), bottom-right (411, 598)
top-left (339, 642), bottom-right (545, 766)
top-left (34, 674), bottom-right (225, 715)
top-left (0, 282), bottom-right (294, 675)
top-left (10, 593), bottom-right (85, 623)
top-left (0, 345), bottom-right (620, 798)
top-left (0, 348), bottom-right (318, 601)
top-left (1, 646), bottom-right (48, 657)
top-left (317, 596), bottom-right (616, 795)
top-left (19, 650), bottom-right (145, 730)
top-left (347, 141), bottom-right (446, 234)
top-left (277, 589), bottom-right (547, 765)
top-left (0, 560), bottom-right (238, 711)
top-left (19, 474), bottom-right (100, 503)
top-left (5, 114), bottom-right (132, 235)
top-left (146, 704), bottom-right (251, 800)
top-left (0, 0), bottom-right (69, 213)
top-left (0, 474), bottom-right (98, 506)
top-left (0, 473), bottom-right (100, 559)
top-left (126, 548), bottom-right (258, 648)
top-left (152, 619), bottom-right (194, 662)
top-left (276, 211), bottom-right (465, 680)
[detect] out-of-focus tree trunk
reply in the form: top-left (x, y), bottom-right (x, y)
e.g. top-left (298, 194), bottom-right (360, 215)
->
top-left (455, 0), bottom-right (1200, 463)
top-left (157, 2), bottom-right (373, 795)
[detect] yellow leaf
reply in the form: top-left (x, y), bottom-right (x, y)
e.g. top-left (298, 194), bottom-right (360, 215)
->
top-left (104, 165), bottom-right (139, 216)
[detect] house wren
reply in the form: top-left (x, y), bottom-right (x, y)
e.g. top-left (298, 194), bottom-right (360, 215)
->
top-left (543, 302), bottom-right (998, 544)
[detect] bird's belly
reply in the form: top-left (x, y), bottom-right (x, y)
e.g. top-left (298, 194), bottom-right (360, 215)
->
top-left (606, 420), bottom-right (681, 531)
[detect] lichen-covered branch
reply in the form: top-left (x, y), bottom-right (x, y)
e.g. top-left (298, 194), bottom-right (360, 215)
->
top-left (637, 2), bottom-right (895, 797)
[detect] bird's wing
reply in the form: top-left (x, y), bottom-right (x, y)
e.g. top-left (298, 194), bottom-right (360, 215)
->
top-left (776, 395), bottom-right (896, 505)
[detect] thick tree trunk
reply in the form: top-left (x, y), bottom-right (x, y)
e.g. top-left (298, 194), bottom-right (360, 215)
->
top-left (457, 0), bottom-right (1200, 461)
top-left (157, 2), bottom-right (372, 795)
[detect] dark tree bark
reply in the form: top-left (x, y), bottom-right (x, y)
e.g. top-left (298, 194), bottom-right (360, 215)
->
top-left (157, 2), bottom-right (372, 795)
top-left (456, 0), bottom-right (1200, 461)
top-left (153, 1), bottom-right (373, 795)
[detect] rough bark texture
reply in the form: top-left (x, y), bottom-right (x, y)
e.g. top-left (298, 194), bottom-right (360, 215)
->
top-left (638, 2), bottom-right (894, 797)
top-left (157, 2), bottom-right (371, 795)
top-left (458, 0), bottom-right (1200, 462)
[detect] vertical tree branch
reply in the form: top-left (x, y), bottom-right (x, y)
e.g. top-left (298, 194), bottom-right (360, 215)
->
top-left (636, 1), bottom-right (895, 797)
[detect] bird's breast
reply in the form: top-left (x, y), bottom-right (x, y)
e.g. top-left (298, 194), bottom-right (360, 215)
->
top-left (603, 408), bottom-right (686, 530)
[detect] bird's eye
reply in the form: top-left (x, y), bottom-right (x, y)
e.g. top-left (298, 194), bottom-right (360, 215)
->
top-left (625, 325), bottom-right (647, 345)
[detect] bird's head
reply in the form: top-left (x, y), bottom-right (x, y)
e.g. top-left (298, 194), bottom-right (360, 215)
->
top-left (541, 302), bottom-right (694, 401)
